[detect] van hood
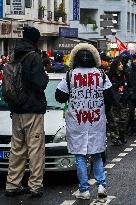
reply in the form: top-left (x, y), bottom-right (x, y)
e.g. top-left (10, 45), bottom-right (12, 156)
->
top-left (0, 110), bottom-right (66, 136)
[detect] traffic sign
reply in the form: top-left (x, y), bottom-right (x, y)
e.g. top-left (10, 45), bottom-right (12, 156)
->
top-left (100, 20), bottom-right (114, 27)
top-left (59, 27), bottom-right (78, 38)
top-left (100, 28), bottom-right (112, 36)
top-left (100, 13), bottom-right (117, 36)
top-left (100, 14), bottom-right (113, 20)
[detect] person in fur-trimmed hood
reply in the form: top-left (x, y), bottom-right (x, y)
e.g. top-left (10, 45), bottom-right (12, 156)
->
top-left (55, 43), bottom-right (112, 199)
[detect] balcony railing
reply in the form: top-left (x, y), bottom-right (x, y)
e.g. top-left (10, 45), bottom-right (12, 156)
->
top-left (38, 6), bottom-right (46, 20)
top-left (54, 10), bottom-right (67, 22)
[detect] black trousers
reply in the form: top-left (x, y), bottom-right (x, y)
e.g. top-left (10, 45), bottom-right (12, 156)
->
top-left (128, 99), bottom-right (136, 132)
top-left (108, 103), bottom-right (128, 141)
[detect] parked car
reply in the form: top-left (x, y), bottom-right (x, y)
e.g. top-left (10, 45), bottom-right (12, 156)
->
top-left (0, 73), bottom-right (76, 172)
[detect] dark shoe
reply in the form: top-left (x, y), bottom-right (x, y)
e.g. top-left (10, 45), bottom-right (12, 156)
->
top-left (120, 138), bottom-right (127, 144)
top-left (5, 190), bottom-right (17, 197)
top-left (111, 138), bottom-right (123, 146)
top-left (30, 188), bottom-right (43, 198)
top-left (5, 187), bottom-right (30, 197)
top-left (111, 137), bottom-right (121, 144)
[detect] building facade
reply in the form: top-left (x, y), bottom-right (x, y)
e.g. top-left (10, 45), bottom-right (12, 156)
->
top-left (1, 0), bottom-right (136, 55)
top-left (70, 0), bottom-right (136, 49)
top-left (0, 0), bottom-right (70, 55)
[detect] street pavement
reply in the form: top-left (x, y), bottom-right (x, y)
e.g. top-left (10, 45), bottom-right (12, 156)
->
top-left (0, 134), bottom-right (136, 205)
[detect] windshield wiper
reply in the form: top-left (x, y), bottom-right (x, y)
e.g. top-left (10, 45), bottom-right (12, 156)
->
top-left (47, 106), bottom-right (63, 110)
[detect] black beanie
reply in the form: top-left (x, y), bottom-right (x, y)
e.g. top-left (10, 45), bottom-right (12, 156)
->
top-left (23, 26), bottom-right (41, 43)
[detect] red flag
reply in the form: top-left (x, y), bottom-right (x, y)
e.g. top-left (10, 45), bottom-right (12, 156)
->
top-left (115, 36), bottom-right (127, 52)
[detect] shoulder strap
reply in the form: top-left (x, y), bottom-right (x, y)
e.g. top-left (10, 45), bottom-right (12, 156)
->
top-left (20, 51), bottom-right (35, 63)
top-left (97, 68), bottom-right (106, 86)
top-left (66, 70), bottom-right (73, 95)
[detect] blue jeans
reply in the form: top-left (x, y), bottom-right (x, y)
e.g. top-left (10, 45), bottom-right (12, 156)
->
top-left (75, 153), bottom-right (106, 192)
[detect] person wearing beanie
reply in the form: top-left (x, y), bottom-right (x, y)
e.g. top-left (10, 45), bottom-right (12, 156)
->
top-left (23, 26), bottom-right (41, 45)
top-left (55, 43), bottom-right (112, 199)
top-left (5, 26), bottom-right (49, 197)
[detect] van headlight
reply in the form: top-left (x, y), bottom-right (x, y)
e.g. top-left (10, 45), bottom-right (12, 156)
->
top-left (53, 126), bottom-right (66, 143)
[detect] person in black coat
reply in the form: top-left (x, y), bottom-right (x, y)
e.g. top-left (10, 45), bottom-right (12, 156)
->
top-left (108, 57), bottom-right (128, 145)
top-left (9, 28), bottom-right (48, 114)
top-left (5, 27), bottom-right (49, 198)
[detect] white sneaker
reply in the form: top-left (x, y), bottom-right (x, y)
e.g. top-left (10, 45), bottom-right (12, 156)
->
top-left (75, 190), bottom-right (90, 200)
top-left (98, 185), bottom-right (107, 198)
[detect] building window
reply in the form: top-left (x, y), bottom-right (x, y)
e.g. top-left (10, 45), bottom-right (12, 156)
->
top-left (131, 13), bottom-right (134, 33)
top-left (80, 8), bottom-right (98, 29)
top-left (127, 12), bottom-right (130, 31)
top-left (25, 0), bottom-right (32, 8)
top-left (6, 0), bottom-right (10, 5)
top-left (135, 14), bottom-right (136, 33)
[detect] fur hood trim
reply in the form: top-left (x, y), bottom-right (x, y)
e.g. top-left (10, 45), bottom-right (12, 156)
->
top-left (69, 43), bottom-right (101, 68)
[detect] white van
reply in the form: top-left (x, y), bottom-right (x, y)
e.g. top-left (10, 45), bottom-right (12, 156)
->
top-left (0, 73), bottom-right (76, 172)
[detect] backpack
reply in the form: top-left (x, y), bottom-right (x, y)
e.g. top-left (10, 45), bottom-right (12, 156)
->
top-left (2, 51), bottom-right (35, 106)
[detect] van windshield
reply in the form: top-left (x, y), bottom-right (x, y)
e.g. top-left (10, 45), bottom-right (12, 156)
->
top-left (0, 79), bottom-right (64, 111)
top-left (45, 79), bottom-right (64, 110)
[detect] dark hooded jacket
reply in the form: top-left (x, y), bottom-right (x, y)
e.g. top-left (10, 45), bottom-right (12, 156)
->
top-left (9, 39), bottom-right (49, 114)
top-left (51, 62), bottom-right (69, 73)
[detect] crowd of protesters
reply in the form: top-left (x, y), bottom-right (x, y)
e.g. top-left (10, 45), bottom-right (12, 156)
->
top-left (1, 49), bottom-right (136, 146)
top-left (100, 51), bottom-right (136, 145)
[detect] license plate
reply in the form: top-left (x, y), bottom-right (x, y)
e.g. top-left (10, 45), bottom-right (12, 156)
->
top-left (0, 151), bottom-right (10, 159)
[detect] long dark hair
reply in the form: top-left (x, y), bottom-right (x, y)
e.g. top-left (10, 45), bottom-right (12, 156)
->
top-left (109, 57), bottom-right (125, 80)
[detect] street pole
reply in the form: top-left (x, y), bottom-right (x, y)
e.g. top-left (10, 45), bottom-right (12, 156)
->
top-left (104, 35), bottom-right (107, 51)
